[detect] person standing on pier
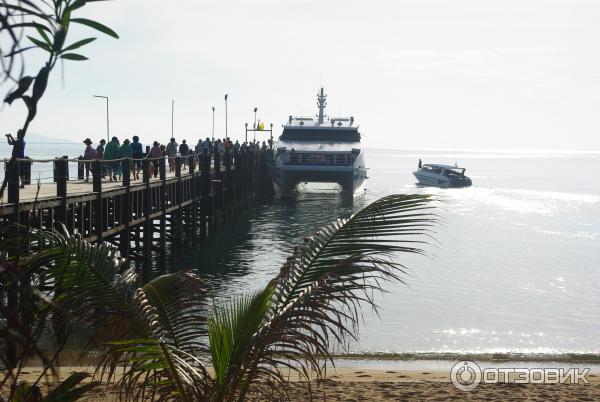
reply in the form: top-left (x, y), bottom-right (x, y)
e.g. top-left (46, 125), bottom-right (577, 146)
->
top-left (202, 137), bottom-right (212, 153)
top-left (96, 139), bottom-right (105, 159)
top-left (179, 139), bottom-right (189, 170)
top-left (131, 136), bottom-right (144, 180)
top-left (166, 138), bottom-right (178, 172)
top-left (83, 138), bottom-right (98, 182)
top-left (119, 138), bottom-right (133, 181)
top-left (96, 139), bottom-right (106, 178)
top-left (104, 136), bottom-right (120, 181)
top-left (147, 141), bottom-right (162, 178)
top-left (5, 130), bottom-right (26, 188)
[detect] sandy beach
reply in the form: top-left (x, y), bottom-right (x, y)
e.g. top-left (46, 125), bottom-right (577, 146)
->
top-left (5, 366), bottom-right (600, 401)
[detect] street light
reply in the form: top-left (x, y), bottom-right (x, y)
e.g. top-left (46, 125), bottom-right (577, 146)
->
top-left (224, 94), bottom-right (228, 138)
top-left (93, 95), bottom-right (109, 141)
top-left (211, 106), bottom-right (215, 141)
top-left (254, 107), bottom-right (258, 142)
top-left (171, 99), bottom-right (175, 139)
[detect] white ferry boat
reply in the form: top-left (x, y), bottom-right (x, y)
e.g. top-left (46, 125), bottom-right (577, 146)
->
top-left (272, 88), bottom-right (368, 196)
top-left (413, 163), bottom-right (472, 188)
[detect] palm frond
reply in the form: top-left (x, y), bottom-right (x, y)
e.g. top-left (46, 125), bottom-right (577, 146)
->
top-left (43, 372), bottom-right (99, 402)
top-left (207, 288), bottom-right (272, 401)
top-left (142, 272), bottom-right (209, 354)
top-left (97, 273), bottom-right (212, 400)
top-left (233, 194), bottom-right (436, 399)
top-left (107, 338), bottom-right (210, 402)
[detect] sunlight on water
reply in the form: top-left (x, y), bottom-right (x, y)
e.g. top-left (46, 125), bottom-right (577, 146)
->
top-left (164, 148), bottom-right (600, 355)
top-left (4, 143), bottom-right (599, 357)
top-left (438, 187), bottom-right (599, 216)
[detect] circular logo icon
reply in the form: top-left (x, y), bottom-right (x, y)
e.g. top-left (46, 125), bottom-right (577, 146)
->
top-left (450, 360), bottom-right (482, 391)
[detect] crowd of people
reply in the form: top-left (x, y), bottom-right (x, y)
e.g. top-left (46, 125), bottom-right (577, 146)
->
top-left (82, 135), bottom-right (272, 182)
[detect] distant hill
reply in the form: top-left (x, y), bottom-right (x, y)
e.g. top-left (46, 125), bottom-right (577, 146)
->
top-left (22, 133), bottom-right (76, 144)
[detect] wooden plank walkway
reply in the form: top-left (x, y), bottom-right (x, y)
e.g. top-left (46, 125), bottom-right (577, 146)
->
top-left (0, 151), bottom-right (275, 254)
top-left (0, 168), bottom-right (187, 204)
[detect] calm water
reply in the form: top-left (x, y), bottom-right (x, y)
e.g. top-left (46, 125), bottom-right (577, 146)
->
top-left (3, 144), bottom-right (600, 357)
top-left (167, 148), bottom-right (600, 356)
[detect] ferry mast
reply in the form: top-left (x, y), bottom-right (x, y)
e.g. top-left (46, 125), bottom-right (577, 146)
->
top-left (317, 87), bottom-right (327, 125)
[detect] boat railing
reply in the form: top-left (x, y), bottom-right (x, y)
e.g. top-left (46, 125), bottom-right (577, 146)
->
top-left (284, 151), bottom-right (355, 166)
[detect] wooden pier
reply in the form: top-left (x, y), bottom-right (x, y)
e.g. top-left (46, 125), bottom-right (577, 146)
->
top-left (0, 149), bottom-right (274, 280)
top-left (0, 148), bottom-right (274, 368)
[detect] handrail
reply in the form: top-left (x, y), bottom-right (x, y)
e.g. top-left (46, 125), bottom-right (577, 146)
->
top-left (1, 149), bottom-right (255, 164)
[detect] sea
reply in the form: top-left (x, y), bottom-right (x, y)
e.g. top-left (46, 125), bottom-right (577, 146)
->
top-left (2, 143), bottom-right (600, 365)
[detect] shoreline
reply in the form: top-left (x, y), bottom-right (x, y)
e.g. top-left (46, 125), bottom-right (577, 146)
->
top-left (6, 366), bottom-right (600, 401)
top-left (334, 351), bottom-right (600, 362)
top-left (331, 352), bottom-right (600, 370)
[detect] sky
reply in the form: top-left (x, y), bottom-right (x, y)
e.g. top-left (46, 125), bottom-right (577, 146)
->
top-left (1, 0), bottom-right (599, 151)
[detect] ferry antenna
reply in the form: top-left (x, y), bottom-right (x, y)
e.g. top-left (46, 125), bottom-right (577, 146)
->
top-left (317, 87), bottom-right (327, 125)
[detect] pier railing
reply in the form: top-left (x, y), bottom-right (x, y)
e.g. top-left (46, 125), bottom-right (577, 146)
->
top-left (1, 148), bottom-right (274, 269)
top-left (0, 147), bottom-right (274, 372)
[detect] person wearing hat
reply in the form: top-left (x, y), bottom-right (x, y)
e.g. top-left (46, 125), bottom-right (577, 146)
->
top-left (103, 136), bottom-right (120, 181)
top-left (119, 138), bottom-right (133, 181)
top-left (83, 138), bottom-right (98, 182)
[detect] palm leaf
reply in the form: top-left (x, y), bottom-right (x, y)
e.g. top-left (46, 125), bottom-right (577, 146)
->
top-left (2, 225), bottom-right (213, 400)
top-left (229, 194), bottom-right (436, 399)
top-left (207, 288), bottom-right (272, 401)
top-left (43, 372), bottom-right (99, 402)
top-left (142, 272), bottom-right (209, 354)
top-left (107, 338), bottom-right (210, 402)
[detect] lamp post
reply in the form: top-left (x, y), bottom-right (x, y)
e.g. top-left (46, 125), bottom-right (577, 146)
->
top-left (224, 94), bottom-right (228, 138)
top-left (171, 99), bottom-right (174, 139)
top-left (253, 107), bottom-right (258, 142)
top-left (93, 95), bottom-right (109, 141)
top-left (212, 106), bottom-right (215, 141)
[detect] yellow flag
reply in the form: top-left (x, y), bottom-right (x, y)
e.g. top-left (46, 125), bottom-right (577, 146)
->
top-left (259, 121), bottom-right (265, 130)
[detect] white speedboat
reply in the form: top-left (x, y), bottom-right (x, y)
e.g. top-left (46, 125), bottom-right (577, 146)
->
top-left (272, 88), bottom-right (368, 196)
top-left (413, 163), bottom-right (472, 188)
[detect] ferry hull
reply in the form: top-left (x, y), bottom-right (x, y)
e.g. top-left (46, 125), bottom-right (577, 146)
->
top-left (273, 165), bottom-right (367, 197)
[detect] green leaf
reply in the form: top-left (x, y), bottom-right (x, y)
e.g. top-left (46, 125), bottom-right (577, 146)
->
top-left (71, 18), bottom-right (119, 39)
top-left (44, 372), bottom-right (99, 402)
top-left (208, 288), bottom-right (272, 387)
top-left (32, 66), bottom-right (50, 101)
top-left (53, 27), bottom-right (66, 52)
top-left (2, 46), bottom-right (36, 57)
top-left (36, 25), bottom-right (53, 46)
top-left (60, 53), bottom-right (89, 61)
top-left (63, 8), bottom-right (72, 31)
top-left (62, 37), bottom-right (96, 52)
top-left (4, 76), bottom-right (34, 105)
top-left (27, 35), bottom-right (52, 52)
top-left (68, 0), bottom-right (87, 11)
top-left (8, 22), bottom-right (52, 33)
top-left (3, 4), bottom-right (49, 19)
